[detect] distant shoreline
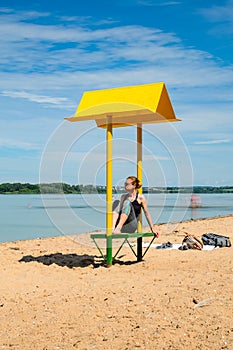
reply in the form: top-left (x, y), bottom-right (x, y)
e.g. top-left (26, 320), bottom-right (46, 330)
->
top-left (1, 182), bottom-right (233, 194)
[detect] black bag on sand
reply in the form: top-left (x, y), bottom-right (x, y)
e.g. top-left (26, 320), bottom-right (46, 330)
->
top-left (201, 233), bottom-right (231, 248)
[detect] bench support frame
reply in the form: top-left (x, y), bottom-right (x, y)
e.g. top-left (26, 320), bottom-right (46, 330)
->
top-left (91, 232), bottom-right (156, 264)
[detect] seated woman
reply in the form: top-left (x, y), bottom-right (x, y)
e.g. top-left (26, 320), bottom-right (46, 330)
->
top-left (112, 176), bottom-right (159, 237)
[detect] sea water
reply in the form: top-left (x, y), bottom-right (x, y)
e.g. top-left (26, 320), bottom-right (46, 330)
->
top-left (0, 193), bottom-right (232, 243)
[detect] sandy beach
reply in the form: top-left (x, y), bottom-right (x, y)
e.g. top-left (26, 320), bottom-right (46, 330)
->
top-left (0, 215), bottom-right (232, 350)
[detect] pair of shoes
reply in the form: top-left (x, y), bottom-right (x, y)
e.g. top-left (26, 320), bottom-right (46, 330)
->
top-left (178, 244), bottom-right (189, 250)
top-left (157, 242), bottom-right (173, 249)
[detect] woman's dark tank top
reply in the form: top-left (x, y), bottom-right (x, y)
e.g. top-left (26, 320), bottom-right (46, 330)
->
top-left (131, 192), bottom-right (142, 218)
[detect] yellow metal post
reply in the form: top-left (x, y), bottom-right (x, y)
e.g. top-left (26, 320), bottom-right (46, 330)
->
top-left (137, 123), bottom-right (143, 261)
top-left (106, 116), bottom-right (113, 266)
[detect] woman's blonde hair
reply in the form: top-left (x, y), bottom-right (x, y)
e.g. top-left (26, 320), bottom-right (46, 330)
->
top-left (127, 176), bottom-right (142, 189)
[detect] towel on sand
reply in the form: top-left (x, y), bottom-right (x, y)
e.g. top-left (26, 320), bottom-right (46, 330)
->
top-left (142, 242), bottom-right (218, 251)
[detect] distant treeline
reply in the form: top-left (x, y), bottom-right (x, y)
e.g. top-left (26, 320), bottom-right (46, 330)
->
top-left (0, 183), bottom-right (233, 194)
top-left (159, 186), bottom-right (233, 194)
top-left (0, 183), bottom-right (105, 194)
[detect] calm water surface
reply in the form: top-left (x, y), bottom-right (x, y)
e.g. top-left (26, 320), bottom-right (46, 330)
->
top-left (0, 193), bottom-right (232, 243)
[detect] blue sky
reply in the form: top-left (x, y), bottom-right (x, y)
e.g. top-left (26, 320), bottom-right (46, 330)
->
top-left (0, 0), bottom-right (232, 187)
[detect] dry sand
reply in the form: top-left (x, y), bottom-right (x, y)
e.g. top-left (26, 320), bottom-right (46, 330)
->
top-left (0, 215), bottom-right (232, 350)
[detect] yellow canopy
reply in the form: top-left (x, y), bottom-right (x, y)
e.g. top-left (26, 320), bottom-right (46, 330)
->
top-left (65, 82), bottom-right (180, 128)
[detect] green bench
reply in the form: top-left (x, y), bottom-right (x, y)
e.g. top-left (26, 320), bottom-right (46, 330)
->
top-left (90, 232), bottom-right (156, 263)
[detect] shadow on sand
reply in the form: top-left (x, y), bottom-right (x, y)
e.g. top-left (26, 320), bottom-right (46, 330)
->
top-left (19, 253), bottom-right (103, 268)
top-left (19, 253), bottom-right (138, 268)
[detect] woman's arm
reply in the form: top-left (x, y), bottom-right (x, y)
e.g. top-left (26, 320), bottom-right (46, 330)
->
top-left (112, 194), bottom-right (128, 233)
top-left (140, 195), bottom-right (159, 237)
top-left (112, 211), bottom-right (119, 231)
top-left (113, 213), bottom-right (129, 234)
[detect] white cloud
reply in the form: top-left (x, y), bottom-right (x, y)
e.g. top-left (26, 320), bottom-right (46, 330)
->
top-left (143, 154), bottom-right (170, 160)
top-left (194, 139), bottom-right (231, 145)
top-left (138, 1), bottom-right (181, 6)
top-left (198, 1), bottom-right (233, 23)
top-left (0, 137), bottom-right (39, 150)
top-left (198, 1), bottom-right (233, 35)
top-left (1, 90), bottom-right (75, 108)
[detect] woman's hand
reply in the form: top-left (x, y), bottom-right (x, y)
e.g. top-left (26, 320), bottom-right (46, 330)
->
top-left (153, 231), bottom-right (160, 238)
top-left (112, 226), bottom-right (121, 234)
